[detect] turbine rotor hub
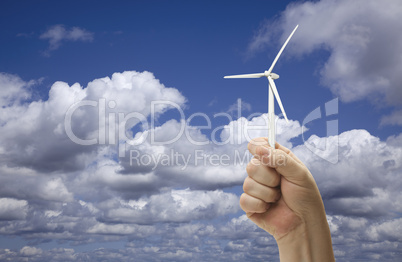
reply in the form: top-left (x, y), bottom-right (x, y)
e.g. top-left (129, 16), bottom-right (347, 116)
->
top-left (264, 71), bottom-right (280, 79)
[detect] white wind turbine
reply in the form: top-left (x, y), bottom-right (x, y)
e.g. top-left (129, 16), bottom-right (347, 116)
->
top-left (224, 25), bottom-right (299, 148)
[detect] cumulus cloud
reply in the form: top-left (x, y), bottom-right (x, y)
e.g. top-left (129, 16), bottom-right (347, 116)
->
top-left (387, 133), bottom-right (402, 147)
top-left (40, 24), bottom-right (94, 55)
top-left (326, 214), bottom-right (402, 260)
top-left (0, 71), bottom-right (185, 173)
top-left (366, 218), bottom-right (402, 242)
top-left (0, 70), bottom-right (248, 260)
top-left (1, 69), bottom-right (401, 260)
top-left (294, 129), bottom-right (402, 217)
top-left (97, 189), bottom-right (239, 224)
top-left (0, 198), bottom-right (28, 220)
top-left (20, 246), bottom-right (42, 257)
top-left (290, 129), bottom-right (402, 260)
top-left (0, 165), bottom-right (74, 205)
top-left (248, 0), bottom-right (402, 123)
top-left (0, 73), bottom-right (34, 107)
top-left (220, 113), bottom-right (303, 148)
top-left (104, 110), bottom-right (303, 196)
top-left (226, 98), bottom-right (252, 116)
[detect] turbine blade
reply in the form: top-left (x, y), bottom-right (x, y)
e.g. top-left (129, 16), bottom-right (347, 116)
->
top-left (224, 73), bottom-right (265, 78)
top-left (268, 76), bottom-right (289, 123)
top-left (267, 24), bottom-right (299, 75)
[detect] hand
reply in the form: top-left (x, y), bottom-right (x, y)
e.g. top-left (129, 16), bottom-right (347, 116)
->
top-left (240, 137), bottom-right (335, 261)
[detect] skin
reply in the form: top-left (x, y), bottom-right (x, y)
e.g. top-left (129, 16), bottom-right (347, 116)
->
top-left (240, 137), bottom-right (335, 262)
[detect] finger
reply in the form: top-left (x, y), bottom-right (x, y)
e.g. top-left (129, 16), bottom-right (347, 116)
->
top-left (247, 137), bottom-right (270, 155)
top-left (255, 145), bottom-right (308, 183)
top-left (239, 193), bottom-right (270, 213)
top-left (275, 142), bottom-right (304, 165)
top-left (248, 138), bottom-right (302, 166)
top-left (243, 177), bottom-right (281, 203)
top-left (246, 157), bottom-right (281, 187)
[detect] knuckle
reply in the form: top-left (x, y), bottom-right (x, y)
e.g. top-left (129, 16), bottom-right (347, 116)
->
top-left (239, 193), bottom-right (248, 210)
top-left (271, 150), bottom-right (287, 167)
top-left (246, 161), bottom-right (257, 176)
top-left (255, 146), bottom-right (263, 156)
top-left (242, 177), bottom-right (252, 193)
top-left (247, 139), bottom-right (258, 151)
top-left (248, 138), bottom-right (267, 152)
top-left (247, 141), bottom-right (253, 151)
top-left (267, 190), bottom-right (277, 202)
top-left (256, 199), bottom-right (266, 211)
top-left (271, 173), bottom-right (281, 187)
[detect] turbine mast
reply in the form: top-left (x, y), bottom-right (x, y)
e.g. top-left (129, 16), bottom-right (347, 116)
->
top-left (268, 80), bottom-right (275, 148)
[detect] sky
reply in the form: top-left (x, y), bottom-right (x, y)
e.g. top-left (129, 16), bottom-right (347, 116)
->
top-left (0, 0), bottom-right (402, 261)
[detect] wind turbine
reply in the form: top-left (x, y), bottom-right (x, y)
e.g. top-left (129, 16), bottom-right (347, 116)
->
top-left (224, 25), bottom-right (299, 148)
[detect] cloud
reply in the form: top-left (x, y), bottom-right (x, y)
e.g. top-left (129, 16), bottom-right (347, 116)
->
top-left (19, 246), bottom-right (42, 257)
top-left (1, 70), bottom-right (402, 260)
top-left (220, 113), bottom-right (303, 148)
top-left (0, 165), bottom-right (73, 203)
top-left (226, 98), bottom-right (252, 116)
top-left (0, 73), bottom-right (33, 107)
top-left (366, 218), bottom-right (402, 242)
top-left (40, 24), bottom-right (94, 55)
top-left (97, 189), bottom-right (239, 224)
top-left (381, 110), bottom-right (402, 126)
top-left (0, 70), bottom-right (292, 261)
top-left (386, 133), bottom-right (402, 147)
top-left (294, 129), bottom-right (402, 217)
top-left (247, 0), bottom-right (402, 119)
top-left (294, 129), bottom-right (402, 260)
top-left (0, 71), bottom-right (185, 173)
top-left (0, 198), bottom-right (28, 220)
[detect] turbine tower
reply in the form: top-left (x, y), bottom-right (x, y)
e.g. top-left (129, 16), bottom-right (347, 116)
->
top-left (224, 25), bottom-right (299, 148)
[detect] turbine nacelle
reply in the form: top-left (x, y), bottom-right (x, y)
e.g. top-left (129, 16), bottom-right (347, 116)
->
top-left (266, 72), bottom-right (279, 79)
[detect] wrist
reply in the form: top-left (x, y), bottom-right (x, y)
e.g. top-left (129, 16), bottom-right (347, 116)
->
top-left (277, 222), bottom-right (312, 262)
top-left (276, 217), bottom-right (335, 262)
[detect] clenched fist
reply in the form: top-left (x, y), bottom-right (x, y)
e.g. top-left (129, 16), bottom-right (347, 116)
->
top-left (240, 138), bottom-right (335, 262)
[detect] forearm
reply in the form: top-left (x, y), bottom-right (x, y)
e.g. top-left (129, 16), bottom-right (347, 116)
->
top-left (277, 218), bottom-right (335, 262)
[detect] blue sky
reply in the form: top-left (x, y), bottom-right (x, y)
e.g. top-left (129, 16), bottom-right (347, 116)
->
top-left (1, 0), bottom-right (402, 261)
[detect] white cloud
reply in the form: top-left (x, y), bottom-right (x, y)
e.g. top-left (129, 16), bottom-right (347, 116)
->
top-left (0, 73), bottom-right (33, 107)
top-left (226, 98), bottom-right (252, 116)
top-left (0, 165), bottom-right (73, 204)
top-left (20, 246), bottom-right (42, 257)
top-left (387, 133), bottom-right (402, 147)
top-left (248, 0), bottom-right (402, 119)
top-left (109, 117), bottom-right (249, 191)
top-left (0, 71), bottom-right (185, 173)
top-left (381, 110), bottom-right (402, 126)
top-left (366, 218), bottom-right (402, 242)
top-left (159, 250), bottom-right (193, 261)
top-left (220, 113), bottom-right (303, 148)
top-left (40, 24), bottom-right (94, 54)
top-left (294, 129), bottom-right (402, 217)
top-left (98, 189), bottom-right (239, 224)
top-left (0, 198), bottom-right (28, 220)
top-left (39, 178), bottom-right (74, 202)
top-left (87, 223), bottom-right (155, 236)
top-left (287, 128), bottom-right (402, 260)
top-left (218, 214), bottom-right (261, 239)
top-left (1, 69), bottom-right (402, 261)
